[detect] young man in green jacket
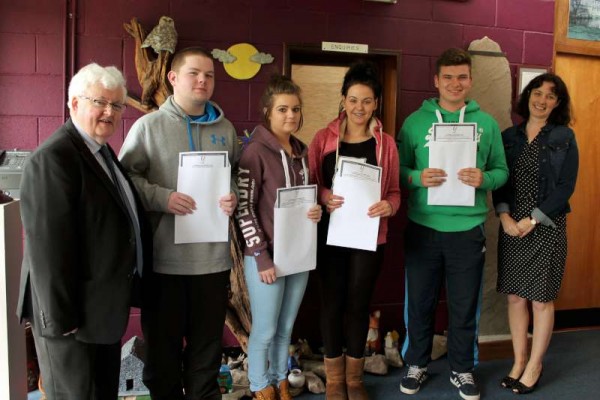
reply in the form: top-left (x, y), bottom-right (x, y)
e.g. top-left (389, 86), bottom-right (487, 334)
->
top-left (397, 48), bottom-right (508, 400)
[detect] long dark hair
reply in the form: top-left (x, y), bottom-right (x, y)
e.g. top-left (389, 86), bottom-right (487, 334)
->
top-left (517, 73), bottom-right (571, 126)
top-left (260, 74), bottom-right (303, 132)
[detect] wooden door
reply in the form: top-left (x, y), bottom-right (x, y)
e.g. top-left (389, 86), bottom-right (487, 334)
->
top-left (291, 64), bottom-right (348, 145)
top-left (554, 54), bottom-right (600, 310)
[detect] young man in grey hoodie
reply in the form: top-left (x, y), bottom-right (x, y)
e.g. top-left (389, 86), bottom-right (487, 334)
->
top-left (119, 47), bottom-right (240, 400)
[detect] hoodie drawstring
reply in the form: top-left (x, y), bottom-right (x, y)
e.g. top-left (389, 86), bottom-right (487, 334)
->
top-left (435, 106), bottom-right (466, 124)
top-left (280, 149), bottom-right (308, 188)
top-left (186, 116), bottom-right (197, 151)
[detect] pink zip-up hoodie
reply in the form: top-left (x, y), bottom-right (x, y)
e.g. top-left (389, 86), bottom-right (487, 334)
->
top-left (308, 113), bottom-right (401, 245)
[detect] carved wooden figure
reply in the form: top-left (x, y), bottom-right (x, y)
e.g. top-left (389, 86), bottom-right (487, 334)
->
top-left (123, 17), bottom-right (173, 111)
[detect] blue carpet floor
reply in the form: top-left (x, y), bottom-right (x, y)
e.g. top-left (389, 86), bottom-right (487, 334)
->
top-left (26, 329), bottom-right (600, 399)
top-left (296, 329), bottom-right (600, 400)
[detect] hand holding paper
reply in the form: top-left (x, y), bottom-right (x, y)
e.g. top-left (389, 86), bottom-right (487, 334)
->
top-left (168, 192), bottom-right (196, 215)
top-left (420, 168), bottom-right (447, 187)
top-left (307, 204), bottom-right (323, 222)
top-left (368, 200), bottom-right (393, 218)
top-left (326, 194), bottom-right (345, 213)
top-left (219, 192), bottom-right (237, 216)
top-left (457, 167), bottom-right (483, 188)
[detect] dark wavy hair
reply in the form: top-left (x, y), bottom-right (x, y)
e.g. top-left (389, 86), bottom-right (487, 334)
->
top-left (517, 73), bottom-right (571, 126)
top-left (260, 74), bottom-right (303, 131)
top-left (341, 60), bottom-right (382, 100)
top-left (436, 48), bottom-right (472, 74)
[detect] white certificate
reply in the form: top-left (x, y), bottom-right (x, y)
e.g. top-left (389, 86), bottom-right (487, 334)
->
top-left (175, 151), bottom-right (230, 243)
top-left (273, 210), bottom-right (317, 278)
top-left (274, 185), bottom-right (317, 277)
top-left (327, 161), bottom-right (381, 251)
top-left (276, 185), bottom-right (317, 208)
top-left (428, 123), bottom-right (477, 206)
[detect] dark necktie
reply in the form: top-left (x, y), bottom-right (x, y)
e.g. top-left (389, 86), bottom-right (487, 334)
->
top-left (99, 145), bottom-right (143, 276)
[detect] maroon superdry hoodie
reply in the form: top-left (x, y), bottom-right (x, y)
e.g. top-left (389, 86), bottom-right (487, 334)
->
top-left (236, 125), bottom-right (309, 272)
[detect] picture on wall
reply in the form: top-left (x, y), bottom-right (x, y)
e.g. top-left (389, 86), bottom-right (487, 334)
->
top-left (556, 0), bottom-right (600, 56)
top-left (516, 66), bottom-right (549, 100)
top-left (568, 0), bottom-right (600, 41)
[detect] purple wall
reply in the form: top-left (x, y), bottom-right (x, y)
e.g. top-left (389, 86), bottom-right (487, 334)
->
top-left (0, 0), bottom-right (556, 345)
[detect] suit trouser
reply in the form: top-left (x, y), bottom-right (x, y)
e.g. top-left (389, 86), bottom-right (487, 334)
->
top-left (142, 270), bottom-right (230, 400)
top-left (403, 221), bottom-right (485, 373)
top-left (30, 316), bottom-right (120, 400)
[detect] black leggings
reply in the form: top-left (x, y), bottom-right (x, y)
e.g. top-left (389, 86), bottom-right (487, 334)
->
top-left (317, 244), bottom-right (385, 358)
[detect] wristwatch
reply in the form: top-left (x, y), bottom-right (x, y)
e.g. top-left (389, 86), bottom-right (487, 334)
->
top-left (530, 217), bottom-right (538, 226)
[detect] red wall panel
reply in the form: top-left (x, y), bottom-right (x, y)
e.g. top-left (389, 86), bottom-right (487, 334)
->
top-left (0, 0), bottom-right (557, 347)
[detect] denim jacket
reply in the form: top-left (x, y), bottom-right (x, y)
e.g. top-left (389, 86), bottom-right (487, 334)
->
top-left (492, 123), bottom-right (579, 227)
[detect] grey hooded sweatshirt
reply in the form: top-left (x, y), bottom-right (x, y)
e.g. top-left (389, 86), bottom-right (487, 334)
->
top-left (119, 95), bottom-right (240, 275)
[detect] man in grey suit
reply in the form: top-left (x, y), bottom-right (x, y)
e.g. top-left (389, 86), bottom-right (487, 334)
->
top-left (16, 63), bottom-right (151, 400)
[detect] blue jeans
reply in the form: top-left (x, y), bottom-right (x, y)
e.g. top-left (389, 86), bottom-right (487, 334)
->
top-left (244, 256), bottom-right (309, 392)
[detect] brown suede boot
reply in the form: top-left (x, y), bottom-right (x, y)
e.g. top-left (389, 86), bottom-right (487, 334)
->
top-left (345, 356), bottom-right (369, 400)
top-left (324, 355), bottom-right (348, 400)
top-left (277, 379), bottom-right (293, 400)
top-left (254, 385), bottom-right (277, 400)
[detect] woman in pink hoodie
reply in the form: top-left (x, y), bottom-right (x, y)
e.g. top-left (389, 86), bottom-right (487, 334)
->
top-left (308, 61), bottom-right (401, 400)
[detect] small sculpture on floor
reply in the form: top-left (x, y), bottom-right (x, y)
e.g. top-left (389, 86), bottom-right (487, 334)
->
top-left (365, 310), bottom-right (381, 355)
top-left (384, 330), bottom-right (403, 367)
top-left (288, 343), bottom-right (301, 371)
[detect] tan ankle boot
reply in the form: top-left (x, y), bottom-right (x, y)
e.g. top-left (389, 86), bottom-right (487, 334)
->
top-left (254, 385), bottom-right (277, 400)
top-left (345, 356), bottom-right (368, 400)
top-left (277, 379), bottom-right (293, 400)
top-left (324, 355), bottom-right (348, 400)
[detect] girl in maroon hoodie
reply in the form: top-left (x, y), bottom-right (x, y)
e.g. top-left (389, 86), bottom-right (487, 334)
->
top-left (308, 61), bottom-right (401, 400)
top-left (236, 75), bottom-right (322, 400)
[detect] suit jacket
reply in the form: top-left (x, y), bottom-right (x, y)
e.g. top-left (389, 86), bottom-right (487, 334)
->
top-left (16, 119), bottom-right (152, 344)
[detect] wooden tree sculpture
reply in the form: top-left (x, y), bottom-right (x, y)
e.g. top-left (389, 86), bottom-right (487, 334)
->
top-left (123, 17), bottom-right (173, 111)
top-left (226, 222), bottom-right (252, 352)
top-left (123, 17), bottom-right (252, 352)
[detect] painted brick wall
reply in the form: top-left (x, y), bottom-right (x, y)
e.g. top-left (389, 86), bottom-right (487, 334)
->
top-left (0, 0), bottom-right (556, 344)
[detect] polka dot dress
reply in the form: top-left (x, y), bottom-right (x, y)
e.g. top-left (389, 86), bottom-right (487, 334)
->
top-left (497, 136), bottom-right (567, 302)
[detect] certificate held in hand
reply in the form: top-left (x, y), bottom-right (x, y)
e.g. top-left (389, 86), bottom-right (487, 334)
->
top-left (273, 184), bottom-right (318, 277)
top-left (175, 151), bottom-right (230, 243)
top-left (326, 160), bottom-right (381, 251)
top-left (428, 123), bottom-right (477, 206)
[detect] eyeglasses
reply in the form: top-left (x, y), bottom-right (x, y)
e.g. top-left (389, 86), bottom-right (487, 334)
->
top-left (79, 96), bottom-right (127, 112)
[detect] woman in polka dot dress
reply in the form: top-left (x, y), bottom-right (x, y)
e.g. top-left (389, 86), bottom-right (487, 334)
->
top-left (492, 73), bottom-right (579, 394)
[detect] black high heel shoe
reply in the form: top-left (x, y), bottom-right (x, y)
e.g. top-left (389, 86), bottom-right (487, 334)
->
top-left (512, 368), bottom-right (543, 394)
top-left (500, 375), bottom-right (521, 389)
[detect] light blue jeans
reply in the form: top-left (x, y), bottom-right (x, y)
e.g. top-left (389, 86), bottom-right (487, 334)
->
top-left (244, 256), bottom-right (309, 392)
